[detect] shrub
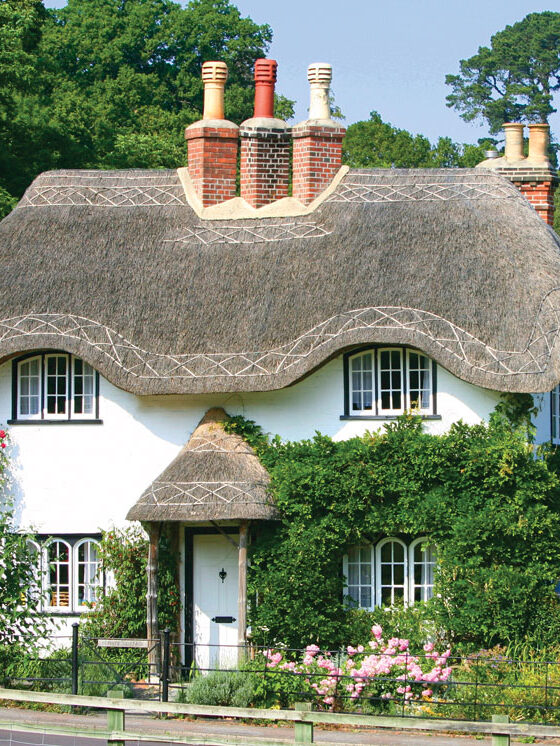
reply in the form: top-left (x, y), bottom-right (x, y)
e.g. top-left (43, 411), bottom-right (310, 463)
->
top-left (184, 670), bottom-right (257, 708)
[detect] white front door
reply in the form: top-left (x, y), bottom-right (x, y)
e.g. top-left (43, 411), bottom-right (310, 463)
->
top-left (193, 533), bottom-right (239, 671)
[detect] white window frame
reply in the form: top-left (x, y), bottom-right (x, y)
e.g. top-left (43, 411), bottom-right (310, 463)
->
top-left (552, 385), bottom-right (560, 444)
top-left (15, 353), bottom-right (98, 422)
top-left (344, 538), bottom-right (437, 610)
top-left (16, 356), bottom-right (42, 420)
top-left (377, 348), bottom-right (405, 415)
top-left (348, 347), bottom-right (434, 416)
top-left (376, 538), bottom-right (408, 607)
top-left (73, 539), bottom-right (102, 609)
top-left (343, 544), bottom-right (374, 610)
top-left (44, 353), bottom-right (70, 420)
top-left (406, 350), bottom-right (432, 414)
top-left (44, 539), bottom-right (72, 611)
top-left (409, 538), bottom-right (436, 603)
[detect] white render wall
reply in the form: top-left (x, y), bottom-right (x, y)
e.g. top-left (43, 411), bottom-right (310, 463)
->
top-left (0, 354), bottom-right (523, 535)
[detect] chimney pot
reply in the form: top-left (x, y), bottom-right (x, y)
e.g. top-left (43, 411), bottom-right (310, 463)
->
top-left (503, 123), bottom-right (525, 162)
top-left (528, 123), bottom-right (550, 164)
top-left (307, 63), bottom-right (332, 120)
top-left (201, 60), bottom-right (228, 120)
top-left (253, 58), bottom-right (277, 118)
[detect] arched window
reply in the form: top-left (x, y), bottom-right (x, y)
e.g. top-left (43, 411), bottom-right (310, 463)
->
top-left (347, 347), bottom-right (434, 416)
top-left (44, 539), bottom-right (71, 609)
top-left (14, 353), bottom-right (99, 422)
top-left (376, 538), bottom-right (408, 607)
top-left (409, 538), bottom-right (437, 603)
top-left (74, 540), bottom-right (101, 608)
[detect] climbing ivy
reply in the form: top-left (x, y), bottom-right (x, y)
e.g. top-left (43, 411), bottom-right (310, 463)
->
top-left (225, 412), bottom-right (560, 651)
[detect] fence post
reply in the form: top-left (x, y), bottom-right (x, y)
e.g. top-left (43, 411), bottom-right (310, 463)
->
top-left (71, 623), bottom-right (79, 696)
top-left (107, 688), bottom-right (125, 746)
top-left (491, 714), bottom-right (510, 746)
top-left (161, 628), bottom-right (170, 703)
top-left (294, 702), bottom-right (313, 744)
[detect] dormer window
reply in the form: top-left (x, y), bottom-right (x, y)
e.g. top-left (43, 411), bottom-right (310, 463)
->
top-left (12, 353), bottom-right (100, 423)
top-left (344, 347), bottom-right (436, 417)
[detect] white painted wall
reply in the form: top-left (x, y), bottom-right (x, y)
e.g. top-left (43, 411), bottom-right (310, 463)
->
top-left (0, 354), bottom-right (507, 535)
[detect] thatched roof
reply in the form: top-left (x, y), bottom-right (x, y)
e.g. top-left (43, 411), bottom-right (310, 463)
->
top-left (127, 408), bottom-right (277, 522)
top-left (1, 167), bottom-right (560, 393)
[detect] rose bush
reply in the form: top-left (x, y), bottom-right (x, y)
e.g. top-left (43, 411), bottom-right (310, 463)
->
top-left (263, 624), bottom-right (453, 710)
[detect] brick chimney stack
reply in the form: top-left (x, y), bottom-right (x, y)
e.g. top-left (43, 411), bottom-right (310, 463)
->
top-left (292, 63), bottom-right (346, 205)
top-left (239, 59), bottom-right (291, 208)
top-left (477, 122), bottom-right (557, 226)
top-left (184, 61), bottom-right (239, 207)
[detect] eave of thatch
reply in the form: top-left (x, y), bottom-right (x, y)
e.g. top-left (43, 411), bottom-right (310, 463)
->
top-left (127, 408), bottom-right (277, 523)
top-left (1, 167), bottom-right (560, 393)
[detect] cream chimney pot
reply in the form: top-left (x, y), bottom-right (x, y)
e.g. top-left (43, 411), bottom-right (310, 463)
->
top-left (202, 61), bottom-right (228, 120)
top-left (503, 123), bottom-right (525, 162)
top-left (528, 123), bottom-right (550, 164)
top-left (307, 63), bottom-right (332, 120)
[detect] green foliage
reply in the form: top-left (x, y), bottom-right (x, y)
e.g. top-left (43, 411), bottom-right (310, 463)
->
top-left (0, 427), bottom-right (50, 668)
top-left (0, 186), bottom-right (17, 220)
top-left (81, 525), bottom-right (179, 638)
top-left (183, 669), bottom-right (257, 707)
top-left (445, 12), bottom-right (560, 133)
top-left (229, 413), bottom-right (560, 651)
top-left (343, 111), bottom-right (494, 169)
top-left (0, 0), bottom-right (277, 203)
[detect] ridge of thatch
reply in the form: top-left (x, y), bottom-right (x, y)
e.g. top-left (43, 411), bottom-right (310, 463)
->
top-left (2, 167), bottom-right (560, 393)
top-left (127, 408), bottom-right (277, 522)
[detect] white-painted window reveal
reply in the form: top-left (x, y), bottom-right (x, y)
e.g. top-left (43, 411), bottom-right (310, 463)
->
top-left (343, 538), bottom-right (436, 609)
top-left (15, 353), bottom-right (97, 421)
top-left (30, 538), bottom-right (102, 612)
top-left (349, 348), bottom-right (433, 415)
top-left (552, 385), bottom-right (560, 444)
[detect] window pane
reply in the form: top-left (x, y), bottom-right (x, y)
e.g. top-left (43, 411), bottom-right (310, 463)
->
top-left (77, 541), bottom-right (100, 605)
top-left (346, 545), bottom-right (373, 609)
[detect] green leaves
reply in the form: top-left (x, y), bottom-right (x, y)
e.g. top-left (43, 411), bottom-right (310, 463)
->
top-left (233, 412), bottom-right (560, 650)
top-left (445, 12), bottom-right (560, 133)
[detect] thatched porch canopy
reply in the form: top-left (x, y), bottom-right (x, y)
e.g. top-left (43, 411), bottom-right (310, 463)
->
top-left (1, 167), bottom-right (560, 393)
top-left (127, 408), bottom-right (277, 523)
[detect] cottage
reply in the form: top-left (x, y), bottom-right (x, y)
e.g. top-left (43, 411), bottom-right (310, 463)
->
top-left (0, 59), bottom-right (558, 666)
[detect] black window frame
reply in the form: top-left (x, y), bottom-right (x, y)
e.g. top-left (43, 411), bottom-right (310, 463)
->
top-left (341, 345), bottom-right (439, 420)
top-left (9, 351), bottom-right (102, 424)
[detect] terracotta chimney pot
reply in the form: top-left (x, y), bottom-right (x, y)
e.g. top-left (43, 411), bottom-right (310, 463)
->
top-left (253, 59), bottom-right (277, 118)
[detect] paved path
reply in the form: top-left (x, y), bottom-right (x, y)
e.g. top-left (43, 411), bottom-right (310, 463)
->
top-left (1, 705), bottom-right (559, 746)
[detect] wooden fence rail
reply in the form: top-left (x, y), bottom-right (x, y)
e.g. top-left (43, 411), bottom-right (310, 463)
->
top-left (1, 687), bottom-right (560, 746)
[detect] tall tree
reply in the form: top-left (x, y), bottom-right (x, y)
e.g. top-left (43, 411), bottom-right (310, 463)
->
top-left (445, 12), bottom-right (560, 134)
top-left (342, 111), bottom-right (493, 169)
top-left (0, 0), bottom-right (294, 217)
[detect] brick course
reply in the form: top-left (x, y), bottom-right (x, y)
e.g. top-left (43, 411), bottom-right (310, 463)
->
top-left (240, 126), bottom-right (291, 208)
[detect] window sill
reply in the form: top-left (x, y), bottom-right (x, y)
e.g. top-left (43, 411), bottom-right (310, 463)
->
top-left (7, 419), bottom-right (103, 426)
top-left (340, 414), bottom-right (442, 421)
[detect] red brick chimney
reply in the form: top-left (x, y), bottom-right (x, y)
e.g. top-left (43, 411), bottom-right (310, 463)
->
top-left (292, 63), bottom-right (346, 205)
top-left (184, 61), bottom-right (238, 207)
top-left (239, 59), bottom-right (291, 208)
top-left (477, 122), bottom-right (557, 226)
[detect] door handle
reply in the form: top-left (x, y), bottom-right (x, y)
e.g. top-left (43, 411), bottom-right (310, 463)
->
top-left (211, 616), bottom-right (236, 623)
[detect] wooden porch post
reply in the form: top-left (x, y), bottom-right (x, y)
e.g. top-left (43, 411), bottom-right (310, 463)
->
top-left (237, 520), bottom-right (249, 662)
top-left (146, 521), bottom-right (161, 677)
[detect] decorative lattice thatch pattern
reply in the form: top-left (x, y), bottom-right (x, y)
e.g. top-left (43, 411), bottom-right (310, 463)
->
top-left (327, 177), bottom-right (517, 203)
top-left (19, 184), bottom-right (187, 208)
top-left (2, 296), bottom-right (560, 382)
top-left (142, 481), bottom-right (268, 507)
top-left (164, 222), bottom-right (330, 245)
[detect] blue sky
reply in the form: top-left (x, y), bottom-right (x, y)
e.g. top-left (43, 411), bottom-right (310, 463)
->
top-left (43, 0), bottom-right (560, 146)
